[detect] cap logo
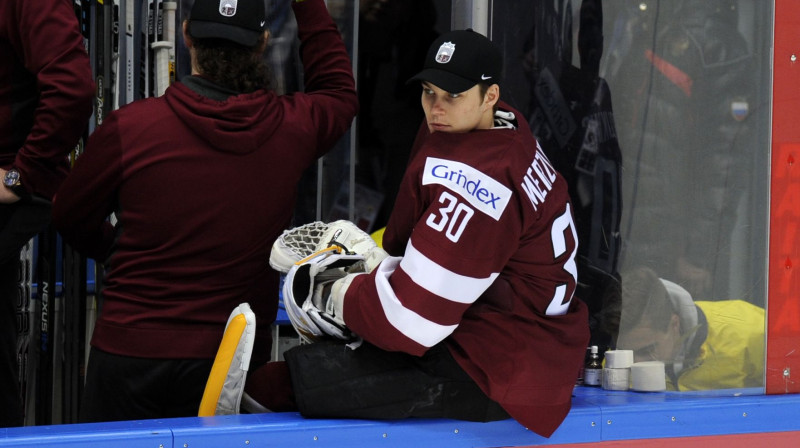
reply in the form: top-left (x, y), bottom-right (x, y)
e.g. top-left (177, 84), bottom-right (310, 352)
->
top-left (219, 0), bottom-right (237, 17)
top-left (435, 42), bottom-right (456, 64)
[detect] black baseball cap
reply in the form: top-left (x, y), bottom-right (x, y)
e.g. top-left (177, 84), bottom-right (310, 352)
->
top-left (408, 29), bottom-right (503, 94)
top-left (189, 0), bottom-right (267, 47)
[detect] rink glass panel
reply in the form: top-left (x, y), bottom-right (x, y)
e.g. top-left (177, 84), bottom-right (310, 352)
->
top-left (488, 0), bottom-right (771, 391)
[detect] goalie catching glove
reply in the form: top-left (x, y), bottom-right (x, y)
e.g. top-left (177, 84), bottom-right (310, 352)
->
top-left (270, 220), bottom-right (388, 274)
top-left (283, 247), bottom-right (365, 343)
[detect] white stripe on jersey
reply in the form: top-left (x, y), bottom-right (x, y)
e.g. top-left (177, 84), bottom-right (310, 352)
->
top-left (372, 241), bottom-right (499, 348)
top-left (374, 256), bottom-right (458, 348)
top-left (401, 240), bottom-right (499, 303)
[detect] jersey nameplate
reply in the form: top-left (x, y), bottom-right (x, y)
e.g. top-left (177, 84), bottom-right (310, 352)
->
top-left (422, 157), bottom-right (511, 221)
top-left (520, 142), bottom-right (559, 212)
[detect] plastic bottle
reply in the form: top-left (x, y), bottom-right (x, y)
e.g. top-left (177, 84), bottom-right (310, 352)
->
top-left (583, 345), bottom-right (602, 386)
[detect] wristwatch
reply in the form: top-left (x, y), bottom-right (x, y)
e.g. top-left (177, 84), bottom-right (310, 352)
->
top-left (3, 169), bottom-right (29, 200)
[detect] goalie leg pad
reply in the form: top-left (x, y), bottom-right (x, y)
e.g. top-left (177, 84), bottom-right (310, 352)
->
top-left (198, 302), bottom-right (256, 416)
top-left (284, 341), bottom-right (509, 421)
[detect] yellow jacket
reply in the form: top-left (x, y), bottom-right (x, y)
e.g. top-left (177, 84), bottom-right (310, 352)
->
top-left (672, 300), bottom-right (764, 391)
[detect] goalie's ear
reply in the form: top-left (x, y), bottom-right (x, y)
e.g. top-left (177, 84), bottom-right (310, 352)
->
top-left (291, 264), bottom-right (313, 307)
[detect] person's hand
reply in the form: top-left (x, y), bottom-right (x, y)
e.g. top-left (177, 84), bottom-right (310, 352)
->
top-left (0, 169), bottom-right (21, 204)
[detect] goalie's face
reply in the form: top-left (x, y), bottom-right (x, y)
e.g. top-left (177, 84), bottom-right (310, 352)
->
top-left (420, 82), bottom-right (499, 134)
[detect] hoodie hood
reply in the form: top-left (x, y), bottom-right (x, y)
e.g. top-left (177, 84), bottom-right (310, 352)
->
top-left (165, 78), bottom-right (281, 155)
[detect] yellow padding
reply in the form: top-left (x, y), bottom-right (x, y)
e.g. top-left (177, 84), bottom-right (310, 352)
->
top-left (198, 314), bottom-right (247, 417)
top-left (370, 227), bottom-right (385, 248)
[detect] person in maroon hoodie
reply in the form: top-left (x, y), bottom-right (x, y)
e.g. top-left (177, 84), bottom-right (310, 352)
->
top-left (51, 0), bottom-right (357, 423)
top-left (0, 0), bottom-right (94, 427)
top-left (246, 29), bottom-right (589, 438)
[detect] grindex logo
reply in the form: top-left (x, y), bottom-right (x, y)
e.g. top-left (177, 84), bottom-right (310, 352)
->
top-left (422, 157), bottom-right (511, 221)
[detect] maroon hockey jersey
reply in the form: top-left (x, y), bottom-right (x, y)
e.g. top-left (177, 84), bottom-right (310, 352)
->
top-left (343, 102), bottom-right (590, 437)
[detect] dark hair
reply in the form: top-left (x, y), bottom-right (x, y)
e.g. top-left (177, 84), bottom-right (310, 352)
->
top-left (187, 21), bottom-right (271, 93)
top-left (619, 267), bottom-right (674, 335)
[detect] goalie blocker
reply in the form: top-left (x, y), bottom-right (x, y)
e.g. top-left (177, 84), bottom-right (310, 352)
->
top-left (271, 220), bottom-right (388, 343)
top-left (282, 247), bottom-right (365, 343)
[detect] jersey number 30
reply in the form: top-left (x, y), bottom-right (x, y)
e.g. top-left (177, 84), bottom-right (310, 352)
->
top-left (426, 191), bottom-right (475, 243)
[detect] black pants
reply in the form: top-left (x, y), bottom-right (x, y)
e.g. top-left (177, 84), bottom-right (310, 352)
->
top-left (285, 340), bottom-right (509, 422)
top-left (0, 198), bottom-right (51, 427)
top-left (80, 348), bottom-right (215, 423)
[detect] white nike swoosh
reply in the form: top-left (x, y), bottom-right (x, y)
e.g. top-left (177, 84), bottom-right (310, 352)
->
top-left (261, 21), bottom-right (266, 26)
top-left (481, 75), bottom-right (492, 80)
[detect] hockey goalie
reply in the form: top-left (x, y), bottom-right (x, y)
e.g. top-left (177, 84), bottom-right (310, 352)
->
top-left (245, 28), bottom-right (589, 439)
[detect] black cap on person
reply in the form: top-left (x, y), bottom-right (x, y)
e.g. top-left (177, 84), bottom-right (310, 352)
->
top-left (408, 29), bottom-right (503, 93)
top-left (189, 0), bottom-right (267, 47)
